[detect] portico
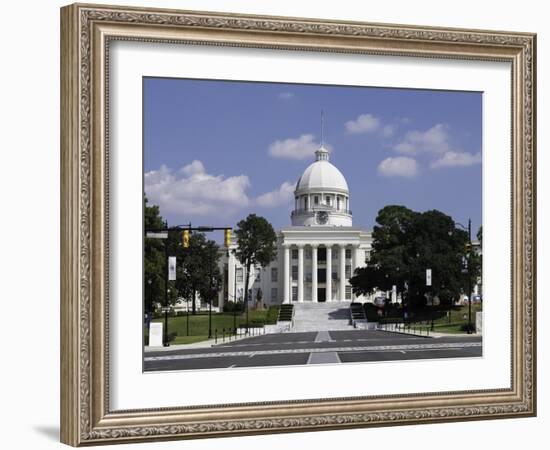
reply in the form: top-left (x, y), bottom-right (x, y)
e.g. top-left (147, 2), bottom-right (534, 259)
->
top-left (280, 229), bottom-right (365, 303)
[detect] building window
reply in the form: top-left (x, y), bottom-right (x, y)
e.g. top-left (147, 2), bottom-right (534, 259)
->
top-left (364, 251), bottom-right (370, 262)
top-left (255, 271), bottom-right (261, 282)
top-left (292, 265), bottom-right (298, 281)
top-left (236, 267), bottom-right (243, 283)
top-left (271, 267), bottom-right (278, 282)
top-left (271, 288), bottom-right (278, 302)
top-left (337, 196), bottom-right (341, 210)
top-left (292, 249), bottom-right (298, 259)
top-left (332, 271), bottom-right (338, 280)
top-left (304, 196), bottom-right (308, 210)
top-left (318, 247), bottom-right (327, 262)
top-left (345, 265), bottom-right (351, 278)
top-left (345, 248), bottom-right (351, 259)
top-left (345, 285), bottom-right (352, 299)
top-left (292, 286), bottom-right (298, 301)
top-left (314, 195), bottom-right (319, 205)
top-left (326, 196), bottom-right (331, 205)
top-left (305, 248), bottom-right (312, 259)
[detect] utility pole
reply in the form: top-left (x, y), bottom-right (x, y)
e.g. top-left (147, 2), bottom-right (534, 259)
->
top-left (234, 263), bottom-right (237, 333)
top-left (163, 222), bottom-right (169, 346)
top-left (467, 218), bottom-right (473, 334)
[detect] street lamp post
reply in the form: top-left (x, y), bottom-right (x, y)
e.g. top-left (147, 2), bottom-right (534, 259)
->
top-left (208, 258), bottom-right (213, 339)
top-left (426, 268), bottom-right (434, 331)
top-left (163, 221), bottom-right (170, 346)
top-left (233, 263), bottom-right (237, 333)
top-left (467, 219), bottom-right (472, 334)
top-left (245, 266), bottom-right (250, 335)
top-left (453, 218), bottom-right (473, 334)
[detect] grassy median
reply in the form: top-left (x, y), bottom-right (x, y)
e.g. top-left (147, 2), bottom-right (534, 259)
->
top-left (145, 306), bottom-right (280, 345)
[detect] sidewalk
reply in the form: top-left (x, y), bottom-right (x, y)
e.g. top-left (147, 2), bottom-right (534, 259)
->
top-left (144, 332), bottom-right (256, 352)
top-left (378, 327), bottom-right (482, 339)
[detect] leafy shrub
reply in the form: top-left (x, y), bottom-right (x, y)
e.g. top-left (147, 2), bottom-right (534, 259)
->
top-left (460, 323), bottom-right (476, 333)
top-left (223, 301), bottom-right (245, 313)
top-left (364, 302), bottom-right (381, 321)
top-left (266, 305), bottom-right (280, 324)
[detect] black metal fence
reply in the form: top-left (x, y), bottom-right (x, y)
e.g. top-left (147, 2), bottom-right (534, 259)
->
top-left (378, 321), bottom-right (431, 337)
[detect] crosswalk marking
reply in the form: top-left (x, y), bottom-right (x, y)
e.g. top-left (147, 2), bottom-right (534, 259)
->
top-left (145, 342), bottom-right (481, 362)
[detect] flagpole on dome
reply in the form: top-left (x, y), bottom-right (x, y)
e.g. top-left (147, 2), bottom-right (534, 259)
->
top-left (316, 110), bottom-right (329, 161)
top-left (321, 109), bottom-right (324, 147)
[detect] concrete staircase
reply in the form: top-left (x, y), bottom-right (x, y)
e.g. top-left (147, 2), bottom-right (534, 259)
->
top-left (292, 302), bottom-right (354, 332)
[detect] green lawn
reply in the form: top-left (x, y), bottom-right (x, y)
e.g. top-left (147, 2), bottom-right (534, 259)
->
top-left (172, 335), bottom-right (209, 345)
top-left (382, 304), bottom-right (482, 334)
top-left (145, 306), bottom-right (280, 344)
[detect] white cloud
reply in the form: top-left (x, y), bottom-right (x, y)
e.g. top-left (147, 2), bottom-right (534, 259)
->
top-left (277, 92), bottom-right (294, 100)
top-left (378, 156), bottom-right (419, 178)
top-left (180, 159), bottom-right (205, 176)
top-left (430, 151), bottom-right (482, 169)
top-left (144, 161), bottom-right (250, 217)
top-left (394, 123), bottom-right (450, 155)
top-left (255, 181), bottom-right (295, 207)
top-left (345, 113), bottom-right (381, 134)
top-left (269, 134), bottom-right (326, 160)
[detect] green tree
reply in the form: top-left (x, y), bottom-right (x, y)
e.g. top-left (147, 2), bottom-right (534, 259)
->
top-left (144, 196), bottom-right (165, 313)
top-left (175, 232), bottom-right (221, 315)
top-left (407, 209), bottom-right (469, 306)
top-left (234, 214), bottom-right (277, 309)
top-left (350, 205), bottom-right (416, 302)
top-left (350, 205), bottom-right (470, 308)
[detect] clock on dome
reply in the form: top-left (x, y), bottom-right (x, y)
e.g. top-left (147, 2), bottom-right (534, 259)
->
top-left (316, 211), bottom-right (329, 225)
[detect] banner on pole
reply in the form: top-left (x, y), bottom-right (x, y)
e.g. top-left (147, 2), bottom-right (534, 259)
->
top-left (426, 268), bottom-right (432, 286)
top-left (168, 256), bottom-right (177, 280)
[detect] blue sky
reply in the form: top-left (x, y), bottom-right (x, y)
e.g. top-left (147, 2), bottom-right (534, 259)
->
top-left (144, 77), bottom-right (482, 237)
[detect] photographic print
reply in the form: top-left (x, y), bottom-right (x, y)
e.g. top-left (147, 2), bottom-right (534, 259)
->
top-left (61, 4), bottom-right (535, 444)
top-left (143, 78), bottom-right (483, 372)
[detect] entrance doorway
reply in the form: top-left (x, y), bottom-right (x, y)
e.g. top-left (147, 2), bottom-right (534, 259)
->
top-left (318, 287), bottom-right (326, 302)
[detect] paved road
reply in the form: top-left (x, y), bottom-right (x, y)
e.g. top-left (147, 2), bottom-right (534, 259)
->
top-left (144, 330), bottom-right (482, 372)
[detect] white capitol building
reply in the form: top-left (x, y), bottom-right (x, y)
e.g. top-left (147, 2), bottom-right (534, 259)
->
top-left (217, 144), bottom-right (378, 309)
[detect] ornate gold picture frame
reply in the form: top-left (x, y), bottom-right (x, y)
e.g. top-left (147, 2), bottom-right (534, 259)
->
top-left (60, 3), bottom-right (536, 446)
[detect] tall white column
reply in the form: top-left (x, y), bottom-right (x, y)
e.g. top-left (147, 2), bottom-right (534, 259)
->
top-left (339, 245), bottom-right (346, 301)
top-left (312, 245), bottom-right (318, 302)
top-left (326, 246), bottom-right (332, 302)
top-left (283, 245), bottom-right (290, 304)
top-left (351, 245), bottom-right (358, 274)
top-left (298, 245), bottom-right (304, 302)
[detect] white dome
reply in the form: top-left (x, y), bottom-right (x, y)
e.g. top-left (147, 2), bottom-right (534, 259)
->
top-left (291, 145), bottom-right (352, 227)
top-left (295, 150), bottom-right (349, 195)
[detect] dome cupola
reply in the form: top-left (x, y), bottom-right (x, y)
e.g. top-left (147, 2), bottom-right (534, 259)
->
top-left (291, 143), bottom-right (352, 227)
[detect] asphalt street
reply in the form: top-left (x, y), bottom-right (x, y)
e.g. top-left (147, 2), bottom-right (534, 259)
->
top-left (144, 330), bottom-right (482, 372)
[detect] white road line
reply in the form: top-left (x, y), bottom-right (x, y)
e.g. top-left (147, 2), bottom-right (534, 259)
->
top-left (307, 352), bottom-right (340, 364)
top-left (145, 342), bottom-right (481, 362)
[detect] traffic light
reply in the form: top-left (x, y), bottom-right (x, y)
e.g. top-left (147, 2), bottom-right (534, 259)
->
top-left (182, 229), bottom-right (190, 248)
top-left (464, 242), bottom-right (472, 252)
top-left (224, 228), bottom-right (232, 248)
